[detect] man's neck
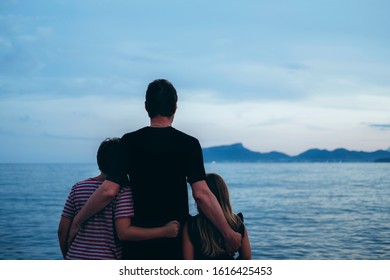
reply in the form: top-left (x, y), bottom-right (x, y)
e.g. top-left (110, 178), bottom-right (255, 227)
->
top-left (150, 116), bottom-right (173, 128)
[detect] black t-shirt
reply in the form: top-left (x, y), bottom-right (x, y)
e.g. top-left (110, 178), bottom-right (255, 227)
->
top-left (107, 126), bottom-right (206, 259)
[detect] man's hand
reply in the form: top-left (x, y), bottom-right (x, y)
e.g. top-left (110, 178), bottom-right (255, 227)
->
top-left (224, 230), bottom-right (242, 255)
top-left (67, 221), bottom-right (81, 247)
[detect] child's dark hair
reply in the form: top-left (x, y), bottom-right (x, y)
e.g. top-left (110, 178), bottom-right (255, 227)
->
top-left (96, 138), bottom-right (120, 174)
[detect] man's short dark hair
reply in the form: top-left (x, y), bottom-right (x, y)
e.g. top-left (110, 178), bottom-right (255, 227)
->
top-left (97, 137), bottom-right (120, 174)
top-left (145, 79), bottom-right (178, 118)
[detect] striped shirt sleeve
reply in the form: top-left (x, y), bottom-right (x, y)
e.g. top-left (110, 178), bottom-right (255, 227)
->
top-left (115, 186), bottom-right (134, 219)
top-left (61, 184), bottom-right (77, 220)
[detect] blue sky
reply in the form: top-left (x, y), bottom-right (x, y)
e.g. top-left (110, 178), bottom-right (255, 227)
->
top-left (1, 0), bottom-right (389, 163)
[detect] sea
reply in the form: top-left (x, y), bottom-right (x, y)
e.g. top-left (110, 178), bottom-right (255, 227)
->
top-left (0, 162), bottom-right (389, 260)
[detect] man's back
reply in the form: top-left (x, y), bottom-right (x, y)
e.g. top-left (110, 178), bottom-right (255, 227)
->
top-left (108, 126), bottom-right (206, 259)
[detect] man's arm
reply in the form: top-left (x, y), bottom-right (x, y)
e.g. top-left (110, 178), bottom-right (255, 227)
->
top-left (67, 180), bottom-right (120, 245)
top-left (115, 218), bottom-right (180, 241)
top-left (191, 180), bottom-right (242, 254)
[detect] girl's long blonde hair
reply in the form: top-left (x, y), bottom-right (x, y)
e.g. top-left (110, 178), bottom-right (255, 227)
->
top-left (196, 173), bottom-right (242, 257)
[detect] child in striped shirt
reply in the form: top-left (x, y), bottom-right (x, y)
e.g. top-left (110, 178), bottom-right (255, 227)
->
top-left (58, 138), bottom-right (179, 259)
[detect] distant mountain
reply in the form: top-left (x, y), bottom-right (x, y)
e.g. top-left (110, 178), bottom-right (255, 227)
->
top-left (294, 148), bottom-right (390, 162)
top-left (202, 143), bottom-right (290, 162)
top-left (202, 143), bottom-right (390, 163)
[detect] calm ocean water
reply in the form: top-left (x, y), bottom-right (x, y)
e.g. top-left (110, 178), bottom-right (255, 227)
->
top-left (0, 162), bottom-right (389, 260)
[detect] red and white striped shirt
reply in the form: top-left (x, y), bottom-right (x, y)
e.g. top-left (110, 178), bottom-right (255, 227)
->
top-left (62, 177), bottom-right (134, 259)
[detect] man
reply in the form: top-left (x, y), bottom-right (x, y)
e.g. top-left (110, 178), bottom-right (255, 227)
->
top-left (68, 79), bottom-right (241, 259)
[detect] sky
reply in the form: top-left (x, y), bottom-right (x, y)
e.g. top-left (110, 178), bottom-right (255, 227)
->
top-left (1, 0), bottom-right (390, 163)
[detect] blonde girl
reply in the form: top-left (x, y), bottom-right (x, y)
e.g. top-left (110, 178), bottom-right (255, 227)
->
top-left (183, 173), bottom-right (251, 259)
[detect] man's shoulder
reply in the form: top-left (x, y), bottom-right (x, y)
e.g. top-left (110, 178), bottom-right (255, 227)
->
top-left (121, 127), bottom-right (148, 138)
top-left (119, 128), bottom-right (150, 146)
top-left (171, 127), bottom-right (199, 142)
top-left (122, 126), bottom-right (198, 139)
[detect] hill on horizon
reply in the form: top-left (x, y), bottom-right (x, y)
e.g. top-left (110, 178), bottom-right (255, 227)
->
top-left (202, 143), bottom-right (390, 163)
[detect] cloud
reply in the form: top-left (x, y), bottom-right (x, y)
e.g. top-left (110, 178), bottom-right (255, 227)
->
top-left (368, 124), bottom-right (390, 130)
top-left (0, 93), bottom-right (146, 162)
top-left (0, 127), bottom-right (18, 136)
top-left (0, 36), bottom-right (12, 47)
top-left (18, 115), bottom-right (31, 122)
top-left (1, 0), bottom-right (390, 162)
top-left (41, 132), bottom-right (99, 141)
